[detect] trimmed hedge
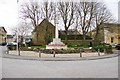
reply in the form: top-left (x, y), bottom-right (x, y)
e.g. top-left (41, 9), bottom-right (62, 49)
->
top-left (62, 40), bottom-right (92, 47)
top-left (59, 34), bottom-right (92, 40)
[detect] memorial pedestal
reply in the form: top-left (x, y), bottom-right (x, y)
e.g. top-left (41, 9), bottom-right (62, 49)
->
top-left (46, 38), bottom-right (67, 49)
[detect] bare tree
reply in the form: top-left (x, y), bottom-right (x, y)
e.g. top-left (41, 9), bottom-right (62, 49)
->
top-left (20, 1), bottom-right (55, 26)
top-left (76, 2), bottom-right (95, 40)
top-left (20, 1), bottom-right (41, 42)
top-left (20, 1), bottom-right (55, 43)
top-left (74, 14), bottom-right (79, 41)
top-left (58, 2), bottom-right (76, 44)
top-left (11, 22), bottom-right (32, 42)
top-left (41, 1), bottom-right (56, 44)
top-left (93, 2), bottom-right (114, 44)
top-left (20, 1), bottom-right (40, 28)
top-left (40, 1), bottom-right (55, 21)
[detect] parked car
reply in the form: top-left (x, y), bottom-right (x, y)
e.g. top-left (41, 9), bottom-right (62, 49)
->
top-left (115, 44), bottom-right (120, 50)
top-left (0, 42), bottom-right (17, 46)
top-left (0, 42), bottom-right (17, 50)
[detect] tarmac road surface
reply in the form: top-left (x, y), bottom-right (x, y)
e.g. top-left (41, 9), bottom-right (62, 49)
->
top-left (1, 57), bottom-right (118, 78)
top-left (0, 46), bottom-right (119, 78)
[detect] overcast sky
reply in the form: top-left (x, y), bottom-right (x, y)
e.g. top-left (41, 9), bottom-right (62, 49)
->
top-left (0, 0), bottom-right (119, 34)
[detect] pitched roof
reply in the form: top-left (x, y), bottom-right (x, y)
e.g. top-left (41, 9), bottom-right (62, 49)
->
top-left (0, 27), bottom-right (7, 33)
top-left (33, 19), bottom-right (55, 32)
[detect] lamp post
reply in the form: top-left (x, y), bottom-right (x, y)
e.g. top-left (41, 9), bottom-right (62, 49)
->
top-left (17, 0), bottom-right (19, 55)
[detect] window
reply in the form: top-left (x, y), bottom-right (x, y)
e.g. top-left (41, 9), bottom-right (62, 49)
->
top-left (111, 37), bottom-right (114, 43)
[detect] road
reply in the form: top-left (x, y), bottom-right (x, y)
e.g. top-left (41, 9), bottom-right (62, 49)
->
top-left (0, 46), bottom-right (8, 79)
top-left (1, 57), bottom-right (118, 78)
top-left (0, 46), bottom-right (119, 78)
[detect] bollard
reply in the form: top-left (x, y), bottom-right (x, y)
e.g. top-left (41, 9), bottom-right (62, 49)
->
top-left (18, 48), bottom-right (20, 56)
top-left (80, 49), bottom-right (82, 57)
top-left (98, 49), bottom-right (100, 56)
top-left (53, 50), bottom-right (55, 57)
top-left (18, 51), bottom-right (20, 56)
top-left (39, 50), bottom-right (41, 58)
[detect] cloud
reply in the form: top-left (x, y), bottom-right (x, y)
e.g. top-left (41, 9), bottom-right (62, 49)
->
top-left (0, 0), bottom-right (119, 34)
top-left (0, 0), bottom-right (18, 34)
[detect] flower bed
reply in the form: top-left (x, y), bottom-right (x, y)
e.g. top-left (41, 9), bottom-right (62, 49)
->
top-left (19, 47), bottom-right (33, 51)
top-left (32, 48), bottom-right (96, 54)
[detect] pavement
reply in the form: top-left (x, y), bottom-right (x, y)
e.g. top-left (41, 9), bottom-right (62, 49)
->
top-left (0, 46), bottom-right (119, 61)
top-left (1, 51), bottom-right (119, 61)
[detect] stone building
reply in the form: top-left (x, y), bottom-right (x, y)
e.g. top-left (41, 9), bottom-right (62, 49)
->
top-left (103, 23), bottom-right (120, 45)
top-left (6, 35), bottom-right (16, 42)
top-left (89, 23), bottom-right (120, 45)
top-left (0, 27), bottom-right (7, 43)
top-left (32, 19), bottom-right (55, 45)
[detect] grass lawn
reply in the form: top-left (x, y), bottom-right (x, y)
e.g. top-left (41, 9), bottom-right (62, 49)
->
top-left (24, 45), bottom-right (89, 49)
top-left (24, 45), bottom-right (46, 48)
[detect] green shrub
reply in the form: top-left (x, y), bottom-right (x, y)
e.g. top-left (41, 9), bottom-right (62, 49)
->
top-left (93, 45), bottom-right (105, 52)
top-left (8, 45), bottom-right (16, 50)
top-left (92, 43), bottom-right (112, 53)
top-left (105, 45), bottom-right (112, 54)
top-left (20, 47), bottom-right (33, 51)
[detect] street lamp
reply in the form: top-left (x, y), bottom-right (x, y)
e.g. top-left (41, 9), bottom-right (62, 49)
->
top-left (17, 0), bottom-right (20, 55)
